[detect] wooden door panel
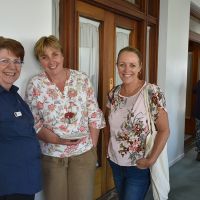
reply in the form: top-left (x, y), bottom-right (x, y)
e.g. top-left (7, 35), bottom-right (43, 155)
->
top-left (101, 11), bottom-right (115, 194)
top-left (115, 15), bottom-right (138, 47)
top-left (77, 2), bottom-right (114, 199)
top-left (77, 1), bottom-right (105, 20)
top-left (76, 1), bottom-right (139, 198)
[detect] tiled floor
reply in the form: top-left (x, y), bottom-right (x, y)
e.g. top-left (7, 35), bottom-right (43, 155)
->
top-left (97, 189), bottom-right (118, 200)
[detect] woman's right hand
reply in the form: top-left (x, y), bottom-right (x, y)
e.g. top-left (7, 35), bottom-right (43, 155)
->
top-left (59, 138), bottom-right (81, 146)
top-left (37, 127), bottom-right (81, 145)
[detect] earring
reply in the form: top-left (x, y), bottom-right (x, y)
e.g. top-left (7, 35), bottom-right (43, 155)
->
top-left (137, 71), bottom-right (142, 78)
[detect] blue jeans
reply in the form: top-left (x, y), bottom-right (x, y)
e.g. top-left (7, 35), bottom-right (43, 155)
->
top-left (109, 159), bottom-right (150, 200)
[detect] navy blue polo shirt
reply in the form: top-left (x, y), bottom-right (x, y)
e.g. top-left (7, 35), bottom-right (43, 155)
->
top-left (0, 85), bottom-right (42, 196)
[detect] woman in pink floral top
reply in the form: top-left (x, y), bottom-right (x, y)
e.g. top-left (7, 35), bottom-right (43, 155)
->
top-left (25, 35), bottom-right (105, 200)
top-left (107, 47), bottom-right (170, 200)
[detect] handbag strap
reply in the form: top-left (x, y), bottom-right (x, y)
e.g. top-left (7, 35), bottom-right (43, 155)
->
top-left (107, 85), bottom-right (120, 104)
top-left (144, 84), bottom-right (156, 132)
top-left (144, 84), bottom-right (157, 157)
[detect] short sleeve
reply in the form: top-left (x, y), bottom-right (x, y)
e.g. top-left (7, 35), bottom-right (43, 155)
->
top-left (25, 79), bottom-right (44, 133)
top-left (85, 75), bottom-right (106, 129)
top-left (148, 84), bottom-right (167, 122)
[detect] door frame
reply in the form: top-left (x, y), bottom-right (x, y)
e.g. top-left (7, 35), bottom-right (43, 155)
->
top-left (185, 5), bottom-right (200, 145)
top-left (59, 0), bottom-right (160, 198)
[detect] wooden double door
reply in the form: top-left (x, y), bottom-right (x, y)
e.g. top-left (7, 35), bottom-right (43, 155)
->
top-left (75, 1), bottom-right (139, 199)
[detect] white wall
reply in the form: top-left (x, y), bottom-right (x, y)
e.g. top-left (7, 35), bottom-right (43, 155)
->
top-left (158, 0), bottom-right (200, 166)
top-left (0, 0), bottom-right (53, 199)
top-left (0, 0), bottom-right (53, 98)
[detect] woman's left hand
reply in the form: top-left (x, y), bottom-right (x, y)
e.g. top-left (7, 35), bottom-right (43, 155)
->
top-left (89, 126), bottom-right (100, 148)
top-left (135, 158), bottom-right (153, 169)
top-left (60, 138), bottom-right (82, 146)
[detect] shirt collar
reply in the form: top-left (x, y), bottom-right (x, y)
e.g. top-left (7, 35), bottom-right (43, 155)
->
top-left (0, 85), bottom-right (19, 94)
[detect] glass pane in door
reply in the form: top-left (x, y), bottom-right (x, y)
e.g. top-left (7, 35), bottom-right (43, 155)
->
top-left (79, 17), bottom-right (100, 97)
top-left (125, 0), bottom-right (140, 6)
top-left (115, 27), bottom-right (131, 86)
top-left (79, 17), bottom-right (102, 167)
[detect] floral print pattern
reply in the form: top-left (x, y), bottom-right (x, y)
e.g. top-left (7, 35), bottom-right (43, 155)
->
top-left (107, 83), bottom-right (166, 166)
top-left (25, 69), bottom-right (105, 157)
top-left (108, 86), bottom-right (127, 111)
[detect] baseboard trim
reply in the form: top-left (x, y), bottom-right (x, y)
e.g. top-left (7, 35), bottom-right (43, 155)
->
top-left (169, 153), bottom-right (184, 167)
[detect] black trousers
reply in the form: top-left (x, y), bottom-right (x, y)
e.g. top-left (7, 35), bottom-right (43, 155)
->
top-left (0, 194), bottom-right (35, 200)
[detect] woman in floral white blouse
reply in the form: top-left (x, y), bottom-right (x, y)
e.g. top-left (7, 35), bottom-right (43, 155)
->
top-left (25, 35), bottom-right (105, 200)
top-left (107, 47), bottom-right (170, 200)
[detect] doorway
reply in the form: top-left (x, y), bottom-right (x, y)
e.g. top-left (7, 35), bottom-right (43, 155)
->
top-left (185, 41), bottom-right (200, 149)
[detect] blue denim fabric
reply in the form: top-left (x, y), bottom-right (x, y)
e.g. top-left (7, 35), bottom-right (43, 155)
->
top-left (195, 118), bottom-right (200, 152)
top-left (109, 159), bottom-right (150, 200)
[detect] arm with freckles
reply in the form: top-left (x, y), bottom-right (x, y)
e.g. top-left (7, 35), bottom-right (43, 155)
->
top-left (136, 108), bottom-right (170, 169)
top-left (89, 110), bottom-right (110, 148)
top-left (37, 127), bottom-right (80, 145)
top-left (89, 126), bottom-right (100, 147)
top-left (86, 75), bottom-right (106, 147)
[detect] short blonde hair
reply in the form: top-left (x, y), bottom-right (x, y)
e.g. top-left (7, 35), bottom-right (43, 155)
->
top-left (34, 35), bottom-right (63, 60)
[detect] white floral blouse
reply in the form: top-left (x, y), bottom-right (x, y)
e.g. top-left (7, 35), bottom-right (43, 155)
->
top-left (107, 82), bottom-right (167, 166)
top-left (25, 69), bottom-right (105, 157)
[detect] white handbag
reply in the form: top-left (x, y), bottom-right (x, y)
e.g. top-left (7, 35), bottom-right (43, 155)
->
top-left (144, 84), bottom-right (170, 200)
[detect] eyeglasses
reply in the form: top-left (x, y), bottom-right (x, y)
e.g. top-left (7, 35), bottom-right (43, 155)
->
top-left (0, 58), bottom-right (23, 67)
